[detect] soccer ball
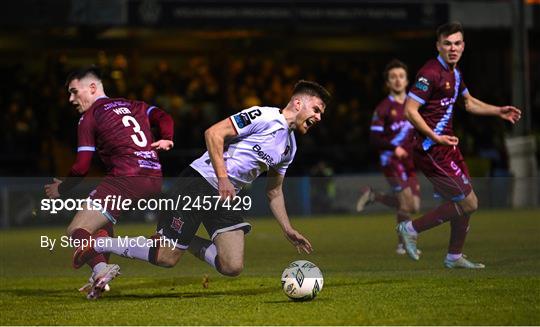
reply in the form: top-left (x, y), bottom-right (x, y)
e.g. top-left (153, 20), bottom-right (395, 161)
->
top-left (281, 260), bottom-right (324, 301)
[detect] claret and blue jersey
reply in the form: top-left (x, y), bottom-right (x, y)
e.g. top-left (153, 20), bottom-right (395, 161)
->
top-left (370, 95), bottom-right (414, 167)
top-left (408, 55), bottom-right (469, 151)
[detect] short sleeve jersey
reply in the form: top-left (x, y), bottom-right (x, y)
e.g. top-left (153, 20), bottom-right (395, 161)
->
top-left (408, 55), bottom-right (469, 151)
top-left (77, 97), bottom-right (162, 177)
top-left (370, 95), bottom-right (414, 166)
top-left (190, 106), bottom-right (296, 193)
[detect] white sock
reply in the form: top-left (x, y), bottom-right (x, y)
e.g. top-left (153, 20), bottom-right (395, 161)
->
top-left (204, 243), bottom-right (218, 268)
top-left (96, 236), bottom-right (151, 261)
top-left (92, 262), bottom-right (107, 275)
top-left (446, 253), bottom-right (462, 261)
top-left (405, 221), bottom-right (418, 236)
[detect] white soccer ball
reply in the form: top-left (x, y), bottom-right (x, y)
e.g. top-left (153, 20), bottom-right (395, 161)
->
top-left (281, 260), bottom-right (324, 301)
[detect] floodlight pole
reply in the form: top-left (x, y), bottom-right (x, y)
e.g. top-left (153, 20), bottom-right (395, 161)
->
top-left (505, 0), bottom-right (537, 207)
top-left (511, 0), bottom-right (531, 135)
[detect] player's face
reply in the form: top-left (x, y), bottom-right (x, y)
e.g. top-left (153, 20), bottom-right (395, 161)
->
top-left (437, 32), bottom-right (465, 67)
top-left (68, 79), bottom-right (95, 113)
top-left (386, 68), bottom-right (408, 94)
top-left (296, 95), bottom-right (325, 134)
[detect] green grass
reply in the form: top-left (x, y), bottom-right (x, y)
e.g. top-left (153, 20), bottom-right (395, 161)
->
top-left (1, 209), bottom-right (539, 325)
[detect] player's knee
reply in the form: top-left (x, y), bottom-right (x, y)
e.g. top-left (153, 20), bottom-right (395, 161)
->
top-left (66, 226), bottom-right (75, 237)
top-left (398, 199), bottom-right (414, 214)
top-left (218, 261), bottom-right (243, 277)
top-left (460, 194), bottom-right (478, 214)
top-left (66, 224), bottom-right (85, 237)
top-left (156, 256), bottom-right (179, 268)
top-left (156, 250), bottom-right (181, 268)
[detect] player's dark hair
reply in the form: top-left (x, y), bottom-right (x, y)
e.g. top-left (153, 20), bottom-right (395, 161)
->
top-left (383, 59), bottom-right (408, 82)
top-left (292, 80), bottom-right (332, 108)
top-left (65, 65), bottom-right (102, 87)
top-left (436, 21), bottom-right (464, 40)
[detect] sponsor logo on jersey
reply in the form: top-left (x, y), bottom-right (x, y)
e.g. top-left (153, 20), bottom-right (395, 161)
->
top-left (233, 109), bottom-right (263, 129)
top-left (415, 76), bottom-right (430, 91)
top-left (233, 112), bottom-right (252, 129)
top-left (170, 217), bottom-right (184, 234)
top-left (252, 144), bottom-right (275, 166)
top-left (390, 120), bottom-right (410, 131)
top-left (440, 97), bottom-right (455, 107)
top-left (283, 145), bottom-right (291, 157)
top-left (134, 150), bottom-right (157, 159)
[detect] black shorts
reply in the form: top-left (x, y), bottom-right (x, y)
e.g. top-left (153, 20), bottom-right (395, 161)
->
top-left (156, 166), bottom-right (251, 249)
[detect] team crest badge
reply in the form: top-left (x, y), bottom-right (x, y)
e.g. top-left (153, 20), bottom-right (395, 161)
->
top-left (390, 109), bottom-right (397, 117)
top-left (170, 217), bottom-right (184, 233)
top-left (283, 145), bottom-right (290, 156)
top-left (445, 81), bottom-right (451, 90)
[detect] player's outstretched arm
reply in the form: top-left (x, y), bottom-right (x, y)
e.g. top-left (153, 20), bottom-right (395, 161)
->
top-left (148, 107), bottom-right (175, 150)
top-left (151, 139), bottom-right (174, 151)
top-left (205, 118), bottom-right (238, 200)
top-left (266, 169), bottom-right (313, 254)
top-left (463, 93), bottom-right (522, 124)
top-left (405, 97), bottom-right (458, 146)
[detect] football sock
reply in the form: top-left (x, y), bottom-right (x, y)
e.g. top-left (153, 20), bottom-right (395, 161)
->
top-left (397, 210), bottom-right (410, 223)
top-left (404, 221), bottom-right (418, 236)
top-left (448, 213), bottom-right (471, 254)
top-left (92, 262), bottom-right (107, 275)
top-left (374, 192), bottom-right (399, 208)
top-left (189, 236), bottom-right (219, 269)
top-left (446, 253), bottom-right (463, 261)
top-left (412, 202), bottom-right (463, 233)
top-left (71, 228), bottom-right (102, 267)
top-left (397, 211), bottom-right (411, 243)
top-left (95, 236), bottom-right (152, 261)
top-left (87, 227), bottom-right (113, 269)
top-left (87, 253), bottom-right (107, 269)
top-left (102, 223), bottom-right (114, 262)
top-left (71, 228), bottom-right (91, 242)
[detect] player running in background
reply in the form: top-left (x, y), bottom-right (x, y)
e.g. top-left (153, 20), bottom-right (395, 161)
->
top-left (356, 59), bottom-right (421, 255)
top-left (44, 66), bottom-right (174, 298)
top-left (73, 80), bottom-right (331, 283)
top-left (398, 22), bottom-right (521, 268)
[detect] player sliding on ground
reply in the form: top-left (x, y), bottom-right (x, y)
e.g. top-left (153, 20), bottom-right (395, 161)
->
top-left (44, 66), bottom-right (174, 299)
top-left (73, 80), bottom-right (331, 292)
top-left (398, 22), bottom-right (521, 268)
top-left (355, 59), bottom-right (422, 255)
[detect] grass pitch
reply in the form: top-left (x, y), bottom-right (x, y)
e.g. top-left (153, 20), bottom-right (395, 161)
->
top-left (1, 209), bottom-right (539, 325)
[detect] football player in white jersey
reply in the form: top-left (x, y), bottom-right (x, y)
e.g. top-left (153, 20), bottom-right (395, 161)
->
top-left (73, 80), bottom-right (331, 281)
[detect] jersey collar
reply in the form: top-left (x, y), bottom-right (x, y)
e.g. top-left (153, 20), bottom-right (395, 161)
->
top-left (437, 55), bottom-right (450, 71)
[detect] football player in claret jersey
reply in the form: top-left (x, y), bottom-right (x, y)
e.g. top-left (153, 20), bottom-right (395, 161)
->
top-left (74, 80), bottom-right (331, 282)
top-left (398, 22), bottom-right (521, 268)
top-left (44, 66), bottom-right (174, 298)
top-left (356, 59), bottom-right (422, 255)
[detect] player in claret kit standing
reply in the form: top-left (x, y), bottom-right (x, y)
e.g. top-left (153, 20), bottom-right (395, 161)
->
top-left (73, 80), bottom-right (331, 284)
top-left (398, 22), bottom-right (521, 268)
top-left (44, 66), bottom-right (174, 298)
top-left (356, 59), bottom-right (422, 255)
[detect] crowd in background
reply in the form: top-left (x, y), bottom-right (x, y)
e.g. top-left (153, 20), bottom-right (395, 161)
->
top-left (1, 49), bottom-right (529, 178)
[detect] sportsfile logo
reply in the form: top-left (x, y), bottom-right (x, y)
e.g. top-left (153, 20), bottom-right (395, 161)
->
top-left (40, 194), bottom-right (253, 214)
